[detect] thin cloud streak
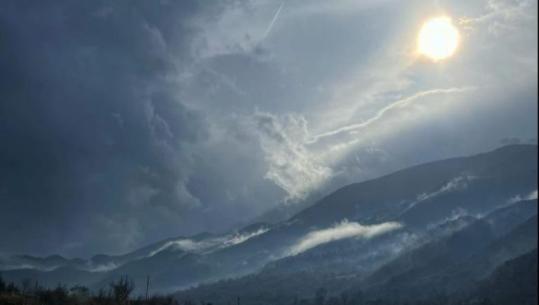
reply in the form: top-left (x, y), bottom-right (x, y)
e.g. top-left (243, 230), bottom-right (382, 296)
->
top-left (262, 1), bottom-right (285, 41)
top-left (288, 220), bottom-right (403, 256)
top-left (307, 87), bottom-right (477, 144)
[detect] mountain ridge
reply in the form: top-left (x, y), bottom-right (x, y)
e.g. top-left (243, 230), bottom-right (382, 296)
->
top-left (1, 144), bottom-right (537, 297)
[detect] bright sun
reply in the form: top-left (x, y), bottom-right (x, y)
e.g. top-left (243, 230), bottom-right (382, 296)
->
top-left (417, 16), bottom-right (460, 61)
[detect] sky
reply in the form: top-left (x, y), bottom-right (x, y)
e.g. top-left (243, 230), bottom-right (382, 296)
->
top-left (0, 0), bottom-right (537, 257)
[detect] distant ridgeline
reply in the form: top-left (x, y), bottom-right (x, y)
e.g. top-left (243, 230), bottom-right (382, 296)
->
top-left (1, 144), bottom-right (537, 305)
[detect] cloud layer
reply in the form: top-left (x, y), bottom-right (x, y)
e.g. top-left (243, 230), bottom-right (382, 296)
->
top-left (147, 227), bottom-right (269, 257)
top-left (0, 0), bottom-right (536, 256)
top-left (288, 220), bottom-right (403, 256)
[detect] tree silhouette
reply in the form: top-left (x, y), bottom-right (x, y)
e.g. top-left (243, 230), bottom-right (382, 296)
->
top-left (111, 276), bottom-right (134, 305)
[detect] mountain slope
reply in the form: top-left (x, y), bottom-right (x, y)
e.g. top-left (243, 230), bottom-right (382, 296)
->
top-left (1, 144), bottom-right (537, 295)
top-left (294, 144), bottom-right (537, 228)
top-left (363, 203), bottom-right (538, 300)
top-left (175, 200), bottom-right (538, 304)
top-left (472, 248), bottom-right (537, 305)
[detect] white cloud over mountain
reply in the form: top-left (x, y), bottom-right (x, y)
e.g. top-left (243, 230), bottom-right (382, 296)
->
top-left (288, 220), bottom-right (403, 256)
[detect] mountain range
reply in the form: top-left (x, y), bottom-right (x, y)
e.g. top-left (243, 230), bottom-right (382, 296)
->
top-left (1, 144), bottom-right (537, 304)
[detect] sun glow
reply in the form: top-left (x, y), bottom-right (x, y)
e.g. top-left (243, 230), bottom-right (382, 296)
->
top-left (417, 16), bottom-right (459, 61)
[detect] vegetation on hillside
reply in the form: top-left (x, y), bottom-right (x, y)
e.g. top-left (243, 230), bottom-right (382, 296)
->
top-left (0, 275), bottom-right (178, 305)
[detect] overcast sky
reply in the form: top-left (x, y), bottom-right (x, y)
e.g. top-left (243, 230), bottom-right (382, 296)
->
top-left (0, 0), bottom-right (537, 257)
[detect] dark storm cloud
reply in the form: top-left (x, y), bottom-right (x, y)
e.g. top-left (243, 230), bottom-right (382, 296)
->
top-left (0, 0), bottom-right (536, 258)
top-left (0, 0), bottom-right (211, 256)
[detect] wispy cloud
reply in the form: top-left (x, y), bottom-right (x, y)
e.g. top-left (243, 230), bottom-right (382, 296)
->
top-left (147, 227), bottom-right (269, 257)
top-left (507, 189), bottom-right (538, 204)
top-left (86, 262), bottom-right (119, 272)
top-left (261, 2), bottom-right (285, 41)
top-left (308, 87), bottom-right (476, 144)
top-left (253, 112), bottom-right (332, 200)
top-left (288, 220), bottom-right (403, 256)
top-left (0, 264), bottom-right (60, 272)
top-left (148, 239), bottom-right (214, 257)
top-left (221, 227), bottom-right (270, 247)
top-left (251, 86), bottom-right (476, 201)
top-left (459, 0), bottom-right (536, 35)
top-left (401, 175), bottom-right (477, 215)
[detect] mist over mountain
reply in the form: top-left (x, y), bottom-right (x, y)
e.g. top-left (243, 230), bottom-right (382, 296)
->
top-left (1, 1), bottom-right (537, 304)
top-left (1, 144), bottom-right (536, 304)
